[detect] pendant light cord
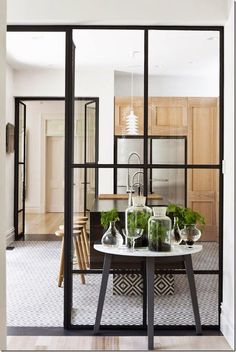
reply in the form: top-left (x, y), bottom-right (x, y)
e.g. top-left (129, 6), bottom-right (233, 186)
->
top-left (131, 70), bottom-right (134, 110)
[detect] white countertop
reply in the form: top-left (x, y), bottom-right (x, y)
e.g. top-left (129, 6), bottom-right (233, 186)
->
top-left (94, 244), bottom-right (202, 257)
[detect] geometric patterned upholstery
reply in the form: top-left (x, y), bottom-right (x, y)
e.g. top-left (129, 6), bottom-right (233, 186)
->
top-left (113, 273), bottom-right (174, 296)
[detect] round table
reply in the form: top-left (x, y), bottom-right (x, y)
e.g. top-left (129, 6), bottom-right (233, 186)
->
top-left (93, 244), bottom-right (202, 351)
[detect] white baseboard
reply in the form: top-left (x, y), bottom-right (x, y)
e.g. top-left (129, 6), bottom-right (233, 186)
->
top-left (220, 306), bottom-right (235, 349)
top-left (25, 207), bottom-right (41, 214)
top-left (6, 227), bottom-right (15, 246)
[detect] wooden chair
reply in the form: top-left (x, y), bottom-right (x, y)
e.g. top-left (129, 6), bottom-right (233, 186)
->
top-left (73, 218), bottom-right (90, 266)
top-left (59, 223), bottom-right (89, 268)
top-left (55, 229), bottom-right (86, 287)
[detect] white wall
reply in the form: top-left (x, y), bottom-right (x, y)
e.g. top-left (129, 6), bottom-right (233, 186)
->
top-left (13, 67), bottom-right (114, 196)
top-left (5, 65), bottom-right (15, 243)
top-left (7, 0), bottom-right (230, 25)
top-left (0, 0), bottom-right (7, 350)
top-left (115, 72), bottom-right (219, 97)
top-left (220, 1), bottom-right (235, 349)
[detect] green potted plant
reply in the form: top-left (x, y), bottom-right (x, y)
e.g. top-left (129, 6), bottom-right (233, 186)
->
top-left (100, 208), bottom-right (120, 229)
top-left (100, 209), bottom-right (123, 247)
top-left (126, 210), bottom-right (152, 248)
top-left (167, 204), bottom-right (205, 246)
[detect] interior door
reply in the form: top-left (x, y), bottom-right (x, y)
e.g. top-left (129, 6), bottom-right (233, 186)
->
top-left (46, 136), bottom-right (65, 212)
top-left (14, 100), bottom-right (26, 240)
top-left (187, 98), bottom-right (219, 241)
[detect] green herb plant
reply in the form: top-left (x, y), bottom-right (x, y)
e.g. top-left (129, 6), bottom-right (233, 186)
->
top-left (167, 204), bottom-right (205, 231)
top-left (127, 211), bottom-right (150, 233)
top-left (149, 221), bottom-right (168, 242)
top-left (100, 208), bottom-right (120, 229)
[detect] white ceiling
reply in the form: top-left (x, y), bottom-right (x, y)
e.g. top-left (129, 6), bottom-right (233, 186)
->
top-left (7, 30), bottom-right (219, 76)
top-left (7, 0), bottom-right (231, 25)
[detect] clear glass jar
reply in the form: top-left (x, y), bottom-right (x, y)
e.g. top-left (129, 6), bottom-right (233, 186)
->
top-left (148, 207), bottom-right (171, 252)
top-left (125, 196), bottom-right (152, 248)
top-left (180, 224), bottom-right (201, 247)
top-left (101, 221), bottom-right (123, 248)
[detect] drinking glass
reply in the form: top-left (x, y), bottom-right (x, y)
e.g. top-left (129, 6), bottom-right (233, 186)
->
top-left (122, 228), bottom-right (144, 252)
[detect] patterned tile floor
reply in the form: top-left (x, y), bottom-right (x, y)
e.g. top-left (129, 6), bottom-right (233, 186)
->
top-left (7, 241), bottom-right (219, 327)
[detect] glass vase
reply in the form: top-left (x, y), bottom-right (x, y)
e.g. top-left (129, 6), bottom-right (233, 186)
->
top-left (180, 224), bottom-right (201, 247)
top-left (125, 196), bottom-right (152, 248)
top-left (170, 216), bottom-right (182, 245)
top-left (101, 221), bottom-right (123, 248)
top-left (148, 207), bottom-right (171, 252)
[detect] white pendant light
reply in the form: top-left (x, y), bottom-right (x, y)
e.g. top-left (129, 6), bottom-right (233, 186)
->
top-left (125, 65), bottom-right (139, 135)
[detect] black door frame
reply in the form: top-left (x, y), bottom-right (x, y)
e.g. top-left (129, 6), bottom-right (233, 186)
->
top-left (14, 100), bottom-right (26, 240)
top-left (14, 96), bottom-right (99, 241)
top-left (8, 24), bottom-right (224, 333)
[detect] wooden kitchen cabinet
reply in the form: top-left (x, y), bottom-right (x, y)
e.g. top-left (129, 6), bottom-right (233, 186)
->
top-left (149, 97), bottom-right (188, 136)
top-left (114, 96), bottom-right (188, 136)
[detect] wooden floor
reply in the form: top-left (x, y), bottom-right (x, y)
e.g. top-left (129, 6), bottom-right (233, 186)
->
top-left (7, 335), bottom-right (232, 350)
top-left (25, 213), bottom-right (64, 235)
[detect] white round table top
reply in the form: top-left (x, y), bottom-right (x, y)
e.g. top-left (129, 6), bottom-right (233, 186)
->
top-left (94, 244), bottom-right (202, 257)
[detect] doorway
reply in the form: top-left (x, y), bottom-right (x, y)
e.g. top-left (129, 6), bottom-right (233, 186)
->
top-left (14, 97), bottom-right (99, 240)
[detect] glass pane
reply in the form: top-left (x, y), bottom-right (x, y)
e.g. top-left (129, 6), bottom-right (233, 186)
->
top-left (187, 169), bottom-right (219, 242)
top-left (72, 273), bottom-right (143, 326)
top-left (73, 29), bottom-right (144, 165)
top-left (117, 137), bottom-right (143, 164)
top-left (149, 168), bottom-right (185, 206)
top-left (18, 210), bottom-right (23, 234)
top-left (18, 164), bottom-right (24, 210)
top-left (86, 168), bottom-right (96, 211)
top-left (18, 103), bottom-right (25, 163)
top-left (148, 30), bottom-right (219, 165)
top-left (86, 102), bottom-right (96, 163)
top-left (74, 100), bottom-right (85, 164)
top-left (116, 168), bottom-right (144, 195)
top-left (73, 168), bottom-right (85, 214)
top-left (150, 137), bottom-right (185, 164)
top-left (72, 273), bottom-right (218, 326)
top-left (74, 100), bottom-right (97, 164)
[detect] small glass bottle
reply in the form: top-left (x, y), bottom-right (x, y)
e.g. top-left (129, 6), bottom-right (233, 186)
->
top-left (125, 195), bottom-right (152, 248)
top-left (170, 216), bottom-right (182, 245)
top-left (148, 207), bottom-right (171, 252)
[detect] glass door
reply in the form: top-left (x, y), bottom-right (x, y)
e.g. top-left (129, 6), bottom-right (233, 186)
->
top-left (14, 100), bottom-right (26, 240)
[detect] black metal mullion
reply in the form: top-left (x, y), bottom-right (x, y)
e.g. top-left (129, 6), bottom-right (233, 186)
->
top-left (218, 26), bottom-right (224, 325)
top-left (72, 163), bottom-right (222, 169)
top-left (7, 24), bottom-right (224, 32)
top-left (150, 138), bottom-right (153, 194)
top-left (184, 136), bottom-right (188, 207)
top-left (14, 99), bottom-right (20, 240)
top-left (84, 103), bottom-right (88, 215)
top-left (22, 103), bottom-right (26, 238)
top-left (143, 29), bottom-right (149, 196)
top-left (113, 136), bottom-right (118, 194)
top-left (64, 29), bottom-right (75, 329)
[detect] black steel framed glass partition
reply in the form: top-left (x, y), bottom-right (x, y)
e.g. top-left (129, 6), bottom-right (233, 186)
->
top-left (8, 24), bottom-right (223, 334)
top-left (64, 27), bottom-right (223, 332)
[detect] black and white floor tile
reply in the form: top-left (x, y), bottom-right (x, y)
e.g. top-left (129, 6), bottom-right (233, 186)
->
top-left (7, 241), bottom-right (219, 327)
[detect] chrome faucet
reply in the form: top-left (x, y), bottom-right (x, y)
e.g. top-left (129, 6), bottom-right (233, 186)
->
top-left (126, 152), bottom-right (141, 192)
top-left (128, 170), bottom-right (144, 206)
top-left (126, 152), bottom-right (142, 206)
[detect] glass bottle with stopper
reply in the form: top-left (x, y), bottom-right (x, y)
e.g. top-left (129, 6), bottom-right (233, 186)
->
top-left (124, 175), bottom-right (152, 248)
